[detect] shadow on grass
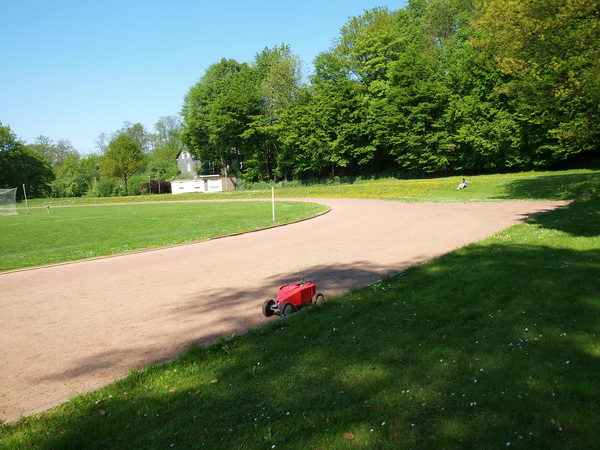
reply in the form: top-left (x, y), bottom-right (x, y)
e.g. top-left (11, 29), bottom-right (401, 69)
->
top-left (4, 207), bottom-right (600, 448)
top-left (500, 172), bottom-right (600, 201)
top-left (529, 197), bottom-right (600, 237)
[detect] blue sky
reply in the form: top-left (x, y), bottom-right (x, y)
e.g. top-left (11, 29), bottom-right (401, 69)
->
top-left (2, 1), bottom-right (407, 154)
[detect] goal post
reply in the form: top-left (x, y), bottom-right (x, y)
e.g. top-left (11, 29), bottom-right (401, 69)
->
top-left (0, 188), bottom-right (18, 216)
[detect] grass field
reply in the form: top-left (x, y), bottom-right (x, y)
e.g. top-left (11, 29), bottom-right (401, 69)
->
top-left (0, 201), bottom-right (327, 271)
top-left (22, 169), bottom-right (600, 207)
top-left (1, 170), bottom-right (599, 448)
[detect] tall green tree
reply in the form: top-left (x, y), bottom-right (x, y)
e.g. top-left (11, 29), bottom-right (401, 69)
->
top-left (244, 45), bottom-right (303, 180)
top-left (181, 58), bottom-right (260, 176)
top-left (291, 7), bottom-right (407, 177)
top-left (101, 134), bottom-right (146, 195)
top-left (473, 0), bottom-right (600, 161)
top-left (0, 122), bottom-right (54, 198)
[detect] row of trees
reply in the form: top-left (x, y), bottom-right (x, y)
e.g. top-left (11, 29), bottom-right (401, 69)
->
top-left (3, 0), bottom-right (598, 197)
top-left (0, 117), bottom-right (184, 198)
top-left (181, 0), bottom-right (599, 180)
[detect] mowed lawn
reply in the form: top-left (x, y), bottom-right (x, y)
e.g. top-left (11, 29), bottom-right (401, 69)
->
top-left (0, 201), bottom-right (327, 271)
top-left (1, 170), bottom-right (598, 448)
top-left (23, 170), bottom-right (600, 207)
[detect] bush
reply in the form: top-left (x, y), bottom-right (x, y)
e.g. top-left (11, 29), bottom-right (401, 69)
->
top-left (86, 178), bottom-right (117, 197)
top-left (140, 179), bottom-right (172, 194)
top-left (50, 175), bottom-right (91, 198)
top-left (112, 183), bottom-right (126, 196)
top-left (128, 175), bottom-right (147, 196)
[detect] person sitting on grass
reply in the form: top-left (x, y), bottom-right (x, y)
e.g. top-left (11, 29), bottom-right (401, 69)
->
top-left (457, 178), bottom-right (468, 189)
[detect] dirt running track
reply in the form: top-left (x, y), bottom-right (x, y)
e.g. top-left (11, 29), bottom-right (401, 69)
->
top-left (0, 198), bottom-right (568, 422)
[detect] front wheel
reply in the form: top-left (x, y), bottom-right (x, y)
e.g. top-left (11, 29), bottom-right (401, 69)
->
top-left (263, 299), bottom-right (276, 317)
top-left (282, 303), bottom-right (294, 317)
top-left (313, 293), bottom-right (325, 306)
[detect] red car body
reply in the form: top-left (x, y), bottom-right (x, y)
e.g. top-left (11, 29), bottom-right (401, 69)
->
top-left (262, 280), bottom-right (324, 317)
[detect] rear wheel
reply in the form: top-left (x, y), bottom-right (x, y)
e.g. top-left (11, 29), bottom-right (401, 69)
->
top-left (262, 299), bottom-right (276, 317)
top-left (282, 303), bottom-right (294, 317)
top-left (314, 293), bottom-right (325, 306)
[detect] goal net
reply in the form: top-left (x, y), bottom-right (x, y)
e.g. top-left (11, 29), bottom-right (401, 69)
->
top-left (0, 188), bottom-right (18, 215)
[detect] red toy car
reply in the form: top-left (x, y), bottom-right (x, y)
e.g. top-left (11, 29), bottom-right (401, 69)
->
top-left (262, 278), bottom-right (325, 317)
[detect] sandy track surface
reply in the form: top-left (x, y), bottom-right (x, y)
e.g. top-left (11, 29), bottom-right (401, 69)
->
top-left (0, 198), bottom-right (568, 422)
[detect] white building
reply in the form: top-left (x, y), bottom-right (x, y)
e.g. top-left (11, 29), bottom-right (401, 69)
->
top-left (171, 175), bottom-right (236, 194)
top-left (176, 150), bottom-right (202, 177)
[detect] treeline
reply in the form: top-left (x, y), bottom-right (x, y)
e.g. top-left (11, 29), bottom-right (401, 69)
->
top-left (2, 0), bottom-right (598, 198)
top-left (0, 118), bottom-right (184, 199)
top-left (181, 0), bottom-right (599, 181)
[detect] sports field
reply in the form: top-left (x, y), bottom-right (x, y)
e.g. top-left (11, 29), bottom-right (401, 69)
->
top-left (0, 201), bottom-right (327, 271)
top-left (1, 170), bottom-right (598, 448)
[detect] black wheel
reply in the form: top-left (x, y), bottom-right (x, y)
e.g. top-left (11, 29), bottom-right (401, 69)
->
top-left (282, 303), bottom-right (294, 317)
top-left (262, 299), bottom-right (276, 317)
top-left (313, 293), bottom-right (325, 306)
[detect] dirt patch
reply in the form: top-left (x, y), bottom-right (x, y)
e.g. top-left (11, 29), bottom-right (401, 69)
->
top-left (0, 198), bottom-right (568, 422)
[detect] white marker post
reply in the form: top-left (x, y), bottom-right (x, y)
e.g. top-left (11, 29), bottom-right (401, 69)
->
top-left (272, 187), bottom-right (275, 222)
top-left (22, 184), bottom-right (29, 214)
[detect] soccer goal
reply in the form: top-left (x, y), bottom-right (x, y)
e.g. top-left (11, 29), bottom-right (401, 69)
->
top-left (0, 188), bottom-right (18, 215)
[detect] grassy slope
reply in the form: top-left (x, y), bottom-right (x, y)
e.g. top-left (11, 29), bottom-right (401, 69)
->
top-left (1, 170), bottom-right (599, 448)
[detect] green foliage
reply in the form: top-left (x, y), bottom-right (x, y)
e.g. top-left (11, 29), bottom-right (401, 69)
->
top-left (127, 174), bottom-right (147, 196)
top-left (245, 44), bottom-right (303, 180)
top-left (86, 178), bottom-right (119, 198)
top-left (0, 122), bottom-right (54, 198)
top-left (50, 153), bottom-right (100, 197)
top-left (472, 0), bottom-right (600, 159)
top-left (101, 133), bottom-right (146, 195)
top-left (27, 135), bottom-right (78, 170)
top-left (178, 0), bottom-right (598, 181)
top-left (181, 58), bottom-right (259, 176)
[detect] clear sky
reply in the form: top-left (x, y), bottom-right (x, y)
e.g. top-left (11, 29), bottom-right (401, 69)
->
top-left (2, 1), bottom-right (407, 154)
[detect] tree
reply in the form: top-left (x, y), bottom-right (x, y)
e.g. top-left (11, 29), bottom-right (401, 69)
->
top-left (96, 132), bottom-right (109, 153)
top-left (51, 153), bottom-right (100, 197)
top-left (151, 115), bottom-right (184, 155)
top-left (115, 122), bottom-right (151, 154)
top-left (28, 136), bottom-right (77, 169)
top-left (472, 0), bottom-right (600, 161)
top-left (144, 116), bottom-right (183, 181)
top-left (244, 45), bottom-right (303, 180)
top-left (101, 133), bottom-right (146, 195)
top-left (0, 122), bottom-right (54, 198)
top-left (181, 58), bottom-right (260, 176)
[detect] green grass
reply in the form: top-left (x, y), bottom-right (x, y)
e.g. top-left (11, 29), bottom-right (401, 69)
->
top-left (20, 169), bottom-right (600, 208)
top-left (2, 196), bottom-right (598, 448)
top-left (6, 169), bottom-right (595, 272)
top-left (267, 169), bottom-right (600, 202)
top-left (1, 169), bottom-right (599, 448)
top-left (0, 201), bottom-right (327, 271)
